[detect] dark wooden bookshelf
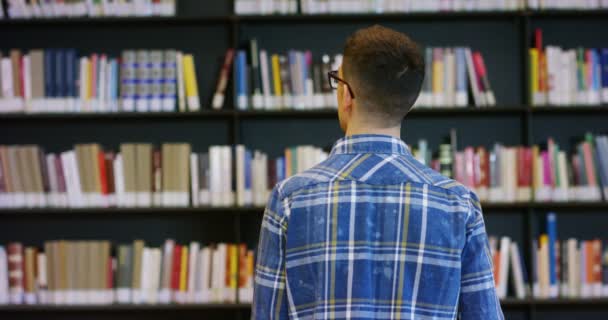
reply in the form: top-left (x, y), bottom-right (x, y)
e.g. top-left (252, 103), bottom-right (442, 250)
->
top-left (2, 1), bottom-right (608, 319)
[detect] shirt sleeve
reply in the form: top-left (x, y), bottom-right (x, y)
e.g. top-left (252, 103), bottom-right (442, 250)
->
top-left (252, 186), bottom-right (289, 320)
top-left (459, 192), bottom-right (504, 320)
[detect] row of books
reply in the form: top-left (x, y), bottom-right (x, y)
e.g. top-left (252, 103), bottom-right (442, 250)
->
top-left (411, 133), bottom-right (608, 203)
top-left (413, 47), bottom-right (496, 109)
top-left (234, 0), bottom-right (297, 15)
top-left (299, 0), bottom-right (526, 14)
top-left (235, 41), bottom-right (340, 110)
top-left (0, 143), bottom-right (327, 209)
top-left (489, 236), bottom-right (528, 299)
top-left (0, 240), bottom-right (254, 305)
top-left (530, 213), bottom-right (608, 298)
top-left (1, 0), bottom-right (176, 19)
top-left (235, 0), bottom-right (608, 15)
top-left (530, 30), bottom-right (608, 106)
top-left (529, 0), bottom-right (608, 9)
top-left (0, 49), bottom-right (202, 114)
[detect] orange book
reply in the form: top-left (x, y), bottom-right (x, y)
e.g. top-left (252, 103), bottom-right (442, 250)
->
top-left (593, 240), bottom-right (602, 286)
top-left (247, 250), bottom-right (254, 286)
top-left (586, 241), bottom-right (594, 287)
top-left (285, 149), bottom-right (292, 177)
top-left (238, 244), bottom-right (247, 288)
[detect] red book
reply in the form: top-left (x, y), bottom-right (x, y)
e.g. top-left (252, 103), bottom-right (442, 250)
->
top-left (19, 55), bottom-right (26, 99)
top-left (477, 147), bottom-right (490, 188)
top-left (212, 49), bottom-right (236, 109)
top-left (171, 245), bottom-right (182, 292)
top-left (98, 151), bottom-right (108, 195)
top-left (153, 150), bottom-right (162, 193)
top-left (90, 54), bottom-right (98, 99)
top-left (8, 243), bottom-right (24, 303)
top-left (108, 257), bottom-right (114, 289)
top-left (55, 156), bottom-right (67, 193)
top-left (517, 147), bottom-right (533, 189)
top-left (105, 152), bottom-right (115, 195)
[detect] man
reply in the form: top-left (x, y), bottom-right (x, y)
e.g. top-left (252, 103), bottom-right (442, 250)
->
top-left (253, 25), bottom-right (504, 320)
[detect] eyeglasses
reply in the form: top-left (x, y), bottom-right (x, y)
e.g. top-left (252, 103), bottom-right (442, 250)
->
top-left (327, 70), bottom-right (356, 99)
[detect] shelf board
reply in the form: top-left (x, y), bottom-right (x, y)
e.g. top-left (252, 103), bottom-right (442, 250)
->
top-left (2, 299), bottom-right (608, 312)
top-left (528, 9), bottom-right (608, 18)
top-left (0, 16), bottom-right (229, 27)
top-left (530, 106), bottom-right (608, 114)
top-left (0, 303), bottom-right (251, 312)
top-left (235, 11), bottom-right (519, 23)
top-left (0, 202), bottom-right (605, 216)
top-left (0, 110), bottom-right (235, 121)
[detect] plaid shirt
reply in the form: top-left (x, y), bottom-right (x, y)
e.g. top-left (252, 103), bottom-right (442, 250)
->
top-left (253, 134), bottom-right (504, 320)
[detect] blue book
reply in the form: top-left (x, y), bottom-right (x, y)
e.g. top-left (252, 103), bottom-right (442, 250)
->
top-left (592, 49), bottom-right (601, 92)
top-left (112, 59), bottom-right (120, 109)
top-left (300, 52), bottom-right (308, 96)
top-left (245, 150), bottom-right (252, 194)
top-left (65, 49), bottom-right (77, 99)
top-left (277, 157), bottom-right (285, 182)
top-left (288, 51), bottom-right (298, 97)
top-left (55, 49), bottom-right (65, 98)
top-left (455, 48), bottom-right (467, 106)
top-left (602, 49), bottom-right (608, 98)
top-left (547, 212), bottom-right (558, 296)
top-left (236, 50), bottom-right (248, 110)
top-left (44, 50), bottom-right (54, 98)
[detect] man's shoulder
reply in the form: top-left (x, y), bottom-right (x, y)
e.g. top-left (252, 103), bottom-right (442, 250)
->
top-left (275, 153), bottom-right (475, 202)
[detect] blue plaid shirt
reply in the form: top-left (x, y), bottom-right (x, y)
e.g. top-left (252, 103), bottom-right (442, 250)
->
top-left (253, 134), bottom-right (504, 320)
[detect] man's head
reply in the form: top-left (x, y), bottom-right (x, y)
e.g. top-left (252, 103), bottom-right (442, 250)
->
top-left (334, 25), bottom-right (425, 134)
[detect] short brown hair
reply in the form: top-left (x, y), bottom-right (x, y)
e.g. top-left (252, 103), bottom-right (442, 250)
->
top-left (343, 25), bottom-right (425, 125)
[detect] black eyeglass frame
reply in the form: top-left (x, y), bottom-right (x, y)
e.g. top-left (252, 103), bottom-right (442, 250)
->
top-left (327, 70), bottom-right (356, 99)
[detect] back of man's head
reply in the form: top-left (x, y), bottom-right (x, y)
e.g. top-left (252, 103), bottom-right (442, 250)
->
top-left (343, 25), bottom-right (425, 126)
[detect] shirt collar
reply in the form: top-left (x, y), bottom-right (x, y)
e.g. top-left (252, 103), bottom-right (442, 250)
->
top-left (330, 134), bottom-right (410, 156)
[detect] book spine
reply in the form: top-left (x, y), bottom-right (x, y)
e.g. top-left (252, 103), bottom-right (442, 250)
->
top-left (8, 243), bottom-right (24, 304)
top-left (212, 49), bottom-right (235, 110)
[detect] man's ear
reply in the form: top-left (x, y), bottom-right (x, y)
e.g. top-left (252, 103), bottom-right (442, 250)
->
top-left (342, 84), bottom-right (353, 113)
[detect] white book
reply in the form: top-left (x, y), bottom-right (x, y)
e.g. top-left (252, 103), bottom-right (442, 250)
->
top-left (566, 239), bottom-right (579, 297)
top-left (45, 154), bottom-right (59, 207)
top-left (211, 248), bottom-right (221, 302)
top-left (158, 240), bottom-right (174, 304)
top-left (61, 151), bottom-right (84, 208)
top-left (148, 249), bottom-right (161, 304)
top-left (0, 247), bottom-right (8, 305)
top-left (222, 147), bottom-right (234, 206)
top-left (259, 50), bottom-right (272, 110)
top-left (236, 145), bottom-right (246, 207)
top-left (187, 242), bottom-right (200, 303)
top-left (190, 153), bottom-right (200, 207)
top-left (510, 243), bottom-right (527, 299)
top-left (546, 46), bottom-right (561, 105)
top-left (98, 56), bottom-right (108, 112)
top-left (140, 248), bottom-right (151, 304)
top-left (114, 155), bottom-right (126, 207)
top-left (36, 253), bottom-right (48, 304)
top-left (209, 147), bottom-right (222, 207)
top-left (197, 247), bottom-right (211, 303)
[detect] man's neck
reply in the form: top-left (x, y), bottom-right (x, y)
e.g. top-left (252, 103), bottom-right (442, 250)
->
top-left (345, 125), bottom-right (401, 139)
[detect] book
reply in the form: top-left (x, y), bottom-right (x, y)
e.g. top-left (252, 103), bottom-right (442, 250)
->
top-left (235, 43), bottom-right (341, 111)
top-left (295, 0), bottom-right (526, 14)
top-left (0, 239), bottom-right (252, 306)
top-left (0, 48), bottom-right (201, 114)
top-left (4, 0), bottom-right (176, 19)
top-left (212, 49), bottom-right (235, 110)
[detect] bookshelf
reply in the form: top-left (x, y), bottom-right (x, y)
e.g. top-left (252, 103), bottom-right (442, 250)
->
top-left (1, 1), bottom-right (608, 319)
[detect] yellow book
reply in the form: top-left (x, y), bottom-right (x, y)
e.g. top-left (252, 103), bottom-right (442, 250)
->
top-left (432, 52), bottom-right (444, 99)
top-left (247, 251), bottom-right (254, 286)
top-left (271, 54), bottom-right (282, 96)
top-left (539, 235), bottom-right (549, 298)
top-left (530, 49), bottom-right (539, 103)
top-left (230, 245), bottom-right (238, 289)
top-left (182, 54), bottom-right (200, 111)
top-left (180, 246), bottom-right (188, 292)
